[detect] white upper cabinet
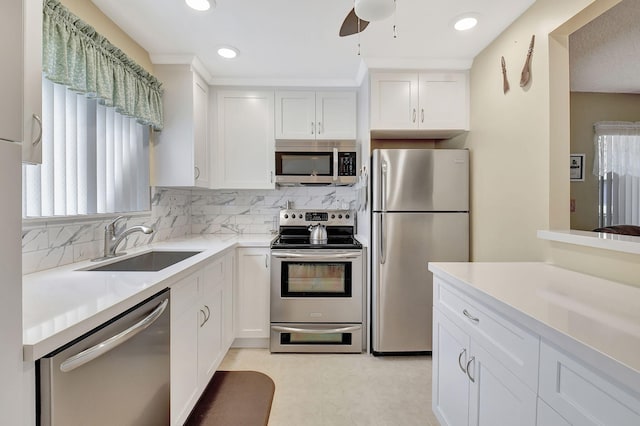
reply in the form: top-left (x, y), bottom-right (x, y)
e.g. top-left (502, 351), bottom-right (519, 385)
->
top-left (370, 71), bottom-right (469, 139)
top-left (22, 0), bottom-right (43, 164)
top-left (214, 90), bottom-right (275, 189)
top-left (275, 90), bottom-right (356, 140)
top-left (152, 65), bottom-right (210, 188)
top-left (0, 0), bottom-right (24, 145)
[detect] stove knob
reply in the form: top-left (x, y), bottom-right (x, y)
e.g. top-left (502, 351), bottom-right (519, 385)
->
top-left (345, 214), bottom-right (350, 219)
top-left (338, 214), bottom-right (343, 219)
top-left (331, 214), bottom-right (336, 219)
top-left (291, 214), bottom-right (296, 219)
top-left (284, 214), bottom-right (289, 219)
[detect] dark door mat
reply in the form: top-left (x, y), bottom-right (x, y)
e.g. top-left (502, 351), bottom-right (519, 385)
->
top-left (185, 371), bottom-right (275, 426)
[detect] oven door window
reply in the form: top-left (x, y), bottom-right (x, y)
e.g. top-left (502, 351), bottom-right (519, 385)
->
top-left (281, 262), bottom-right (351, 297)
top-left (276, 152), bottom-right (332, 176)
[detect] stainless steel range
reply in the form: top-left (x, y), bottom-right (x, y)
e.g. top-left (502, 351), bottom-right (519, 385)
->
top-left (270, 209), bottom-right (364, 353)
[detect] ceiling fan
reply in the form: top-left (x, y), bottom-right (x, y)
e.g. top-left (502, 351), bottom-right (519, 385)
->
top-left (339, 0), bottom-right (396, 37)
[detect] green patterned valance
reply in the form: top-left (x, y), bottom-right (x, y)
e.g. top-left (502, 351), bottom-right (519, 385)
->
top-left (43, 0), bottom-right (163, 130)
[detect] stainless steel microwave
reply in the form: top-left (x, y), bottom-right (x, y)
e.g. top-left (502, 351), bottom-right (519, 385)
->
top-left (274, 140), bottom-right (358, 186)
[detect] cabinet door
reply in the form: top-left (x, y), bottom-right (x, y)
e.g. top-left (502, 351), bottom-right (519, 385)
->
top-left (193, 73), bottom-right (209, 187)
top-left (536, 398), bottom-right (571, 426)
top-left (418, 72), bottom-right (468, 130)
top-left (315, 91), bottom-right (356, 140)
top-left (468, 342), bottom-right (537, 426)
top-left (152, 65), bottom-right (198, 187)
top-left (170, 271), bottom-right (201, 426)
top-left (0, 0), bottom-right (22, 144)
top-left (275, 91), bottom-right (316, 139)
top-left (433, 309), bottom-right (471, 426)
top-left (22, 0), bottom-right (43, 164)
top-left (198, 258), bottom-right (224, 387)
top-left (216, 90), bottom-right (275, 189)
top-left (236, 248), bottom-right (270, 339)
top-left (370, 72), bottom-right (419, 130)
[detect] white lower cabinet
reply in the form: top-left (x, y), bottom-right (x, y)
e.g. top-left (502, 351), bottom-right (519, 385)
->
top-left (170, 251), bottom-right (235, 426)
top-left (433, 272), bottom-right (640, 426)
top-left (234, 247), bottom-right (271, 345)
top-left (433, 309), bottom-right (536, 426)
top-left (538, 341), bottom-right (640, 426)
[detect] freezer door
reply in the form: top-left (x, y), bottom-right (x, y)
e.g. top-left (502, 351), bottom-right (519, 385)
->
top-left (372, 149), bottom-right (469, 212)
top-left (372, 212), bottom-right (469, 353)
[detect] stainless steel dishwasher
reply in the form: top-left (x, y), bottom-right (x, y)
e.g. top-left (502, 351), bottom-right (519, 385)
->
top-left (38, 289), bottom-right (170, 426)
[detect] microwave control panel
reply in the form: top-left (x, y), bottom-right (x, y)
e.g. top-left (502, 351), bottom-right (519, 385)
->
top-left (338, 152), bottom-right (357, 176)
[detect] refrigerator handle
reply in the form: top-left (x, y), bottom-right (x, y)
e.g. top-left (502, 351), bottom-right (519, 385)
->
top-left (381, 161), bottom-right (387, 212)
top-left (379, 213), bottom-right (386, 265)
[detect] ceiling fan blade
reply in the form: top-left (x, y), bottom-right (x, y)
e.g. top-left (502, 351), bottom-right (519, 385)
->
top-left (339, 8), bottom-right (369, 37)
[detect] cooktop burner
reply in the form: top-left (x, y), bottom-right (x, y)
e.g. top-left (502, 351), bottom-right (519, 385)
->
top-left (271, 209), bottom-right (362, 250)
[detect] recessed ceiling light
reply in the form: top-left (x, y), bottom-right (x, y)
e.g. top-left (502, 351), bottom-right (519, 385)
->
top-left (217, 47), bottom-right (239, 59)
top-left (185, 0), bottom-right (212, 12)
top-left (454, 16), bottom-right (478, 31)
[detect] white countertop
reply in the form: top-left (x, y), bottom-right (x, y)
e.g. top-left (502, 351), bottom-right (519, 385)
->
top-left (22, 234), bottom-right (274, 361)
top-left (428, 262), bottom-right (640, 382)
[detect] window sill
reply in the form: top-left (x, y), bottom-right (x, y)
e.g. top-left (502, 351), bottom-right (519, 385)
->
top-left (537, 229), bottom-right (640, 255)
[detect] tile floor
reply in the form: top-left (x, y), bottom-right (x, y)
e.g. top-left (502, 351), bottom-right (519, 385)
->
top-left (219, 348), bottom-right (440, 426)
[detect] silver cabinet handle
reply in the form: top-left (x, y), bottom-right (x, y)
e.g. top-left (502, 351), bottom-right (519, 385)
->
top-left (466, 356), bottom-right (475, 383)
top-left (333, 147), bottom-right (339, 181)
top-left (318, 121), bottom-right (322, 134)
top-left (32, 114), bottom-right (42, 146)
top-left (60, 299), bottom-right (168, 373)
top-left (420, 108), bottom-right (424, 123)
top-left (272, 252), bottom-right (360, 260)
top-left (272, 325), bottom-right (360, 334)
top-left (270, 171), bottom-right (274, 183)
top-left (200, 308), bottom-right (207, 327)
top-left (458, 348), bottom-right (467, 373)
top-left (311, 121), bottom-right (315, 135)
top-left (194, 166), bottom-right (201, 180)
top-left (412, 108), bottom-right (417, 123)
top-left (265, 254), bottom-right (269, 269)
top-left (463, 309), bottom-right (480, 323)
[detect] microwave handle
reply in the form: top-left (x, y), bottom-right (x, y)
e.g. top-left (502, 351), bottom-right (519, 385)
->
top-left (333, 148), bottom-right (339, 181)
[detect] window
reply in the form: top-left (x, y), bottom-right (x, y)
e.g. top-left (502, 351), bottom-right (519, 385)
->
top-left (594, 121), bottom-right (640, 227)
top-left (22, 78), bottom-right (150, 218)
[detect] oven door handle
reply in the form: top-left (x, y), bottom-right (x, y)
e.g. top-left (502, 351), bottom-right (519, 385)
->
top-left (272, 325), bottom-right (361, 334)
top-left (271, 252), bottom-right (360, 260)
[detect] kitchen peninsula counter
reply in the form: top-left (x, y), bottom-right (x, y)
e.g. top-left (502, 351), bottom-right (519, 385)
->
top-left (23, 234), bottom-right (274, 361)
top-left (428, 262), bottom-right (640, 394)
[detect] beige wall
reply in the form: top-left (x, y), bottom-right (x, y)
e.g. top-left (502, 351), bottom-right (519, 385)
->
top-left (59, 0), bottom-right (153, 73)
top-left (449, 0), bottom-right (640, 287)
top-left (569, 92), bottom-right (640, 231)
top-left (444, 0), bottom-right (601, 261)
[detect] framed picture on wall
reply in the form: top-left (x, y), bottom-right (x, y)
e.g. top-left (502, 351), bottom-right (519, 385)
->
top-left (570, 154), bottom-right (585, 181)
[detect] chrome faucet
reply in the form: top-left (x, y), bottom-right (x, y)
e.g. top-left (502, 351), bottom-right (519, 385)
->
top-left (102, 216), bottom-right (153, 258)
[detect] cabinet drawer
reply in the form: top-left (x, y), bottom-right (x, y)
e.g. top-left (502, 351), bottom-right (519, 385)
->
top-left (539, 341), bottom-right (640, 426)
top-left (436, 279), bottom-right (539, 390)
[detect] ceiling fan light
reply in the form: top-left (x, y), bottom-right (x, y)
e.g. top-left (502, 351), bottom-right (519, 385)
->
top-left (185, 0), bottom-right (211, 12)
top-left (354, 0), bottom-right (395, 22)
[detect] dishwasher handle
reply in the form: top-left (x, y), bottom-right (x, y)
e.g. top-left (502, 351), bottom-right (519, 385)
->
top-left (59, 298), bottom-right (169, 373)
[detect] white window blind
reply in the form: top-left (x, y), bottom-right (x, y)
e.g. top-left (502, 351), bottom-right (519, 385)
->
top-left (22, 78), bottom-right (150, 218)
top-left (593, 121), bottom-right (640, 227)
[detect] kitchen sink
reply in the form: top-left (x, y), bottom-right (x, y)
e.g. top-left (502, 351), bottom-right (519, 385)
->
top-left (83, 251), bottom-right (202, 272)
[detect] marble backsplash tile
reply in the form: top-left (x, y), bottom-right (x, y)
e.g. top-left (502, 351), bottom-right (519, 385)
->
top-left (22, 186), bottom-right (357, 274)
top-left (22, 188), bottom-right (192, 275)
top-left (191, 186), bottom-right (357, 235)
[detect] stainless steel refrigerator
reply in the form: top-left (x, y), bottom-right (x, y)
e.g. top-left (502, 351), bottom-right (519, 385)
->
top-left (371, 149), bottom-right (469, 354)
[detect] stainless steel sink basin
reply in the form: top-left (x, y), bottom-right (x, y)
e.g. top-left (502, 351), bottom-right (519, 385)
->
top-left (84, 251), bottom-right (202, 272)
